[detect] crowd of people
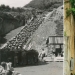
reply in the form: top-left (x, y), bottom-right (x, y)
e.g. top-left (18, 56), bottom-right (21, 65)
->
top-left (4, 16), bottom-right (44, 50)
top-left (0, 62), bottom-right (22, 75)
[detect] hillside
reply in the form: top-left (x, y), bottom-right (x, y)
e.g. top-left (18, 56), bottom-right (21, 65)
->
top-left (24, 0), bottom-right (63, 10)
top-left (0, 12), bottom-right (26, 44)
top-left (0, 6), bottom-right (63, 53)
top-left (0, 12), bottom-right (25, 35)
top-left (25, 5), bottom-right (63, 52)
top-left (0, 9), bottom-right (37, 44)
top-left (0, 15), bottom-right (44, 49)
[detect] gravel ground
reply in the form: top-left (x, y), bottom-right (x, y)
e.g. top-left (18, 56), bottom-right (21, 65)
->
top-left (14, 62), bottom-right (63, 75)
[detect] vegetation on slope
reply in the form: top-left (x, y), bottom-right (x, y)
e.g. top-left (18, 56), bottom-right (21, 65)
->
top-left (0, 4), bottom-right (37, 44)
top-left (0, 4), bottom-right (25, 12)
top-left (25, 0), bottom-right (63, 10)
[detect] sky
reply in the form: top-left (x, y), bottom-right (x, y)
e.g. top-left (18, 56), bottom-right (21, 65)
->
top-left (0, 0), bottom-right (32, 7)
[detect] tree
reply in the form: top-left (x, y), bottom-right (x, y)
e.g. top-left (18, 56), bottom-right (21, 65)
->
top-left (11, 7), bottom-right (14, 11)
top-left (0, 4), bottom-right (11, 12)
top-left (5, 5), bottom-right (11, 11)
top-left (0, 4), bottom-right (6, 11)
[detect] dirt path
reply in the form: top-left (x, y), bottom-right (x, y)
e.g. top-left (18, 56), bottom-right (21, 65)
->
top-left (14, 62), bottom-right (63, 75)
